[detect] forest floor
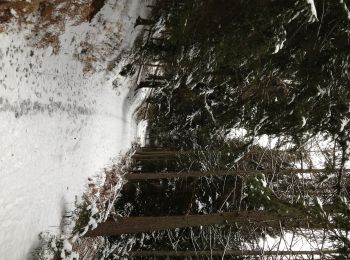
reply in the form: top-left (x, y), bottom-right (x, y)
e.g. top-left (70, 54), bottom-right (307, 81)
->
top-left (0, 0), bottom-right (151, 259)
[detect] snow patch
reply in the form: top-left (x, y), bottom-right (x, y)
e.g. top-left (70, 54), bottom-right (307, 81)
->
top-left (0, 0), bottom-right (152, 259)
top-left (306, 0), bottom-right (318, 22)
top-left (137, 119), bottom-right (148, 147)
top-left (301, 116), bottom-right (307, 127)
top-left (273, 28), bottom-right (286, 54)
top-left (340, 0), bottom-right (350, 20)
top-left (340, 117), bottom-right (349, 132)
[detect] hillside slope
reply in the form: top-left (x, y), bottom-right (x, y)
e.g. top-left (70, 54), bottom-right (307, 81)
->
top-left (0, 0), bottom-right (150, 259)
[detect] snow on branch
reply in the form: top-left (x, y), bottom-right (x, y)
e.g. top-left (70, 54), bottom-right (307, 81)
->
top-left (306, 0), bottom-right (318, 22)
top-left (340, 0), bottom-right (350, 20)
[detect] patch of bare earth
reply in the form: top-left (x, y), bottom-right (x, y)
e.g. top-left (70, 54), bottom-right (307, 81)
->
top-left (0, 0), bottom-right (109, 70)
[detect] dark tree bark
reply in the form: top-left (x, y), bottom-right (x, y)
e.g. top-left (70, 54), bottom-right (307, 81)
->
top-left (134, 16), bottom-right (154, 28)
top-left (129, 250), bottom-right (336, 257)
top-left (84, 210), bottom-right (319, 237)
top-left (125, 169), bottom-right (347, 181)
top-left (337, 145), bottom-right (347, 195)
top-left (135, 80), bottom-right (162, 90)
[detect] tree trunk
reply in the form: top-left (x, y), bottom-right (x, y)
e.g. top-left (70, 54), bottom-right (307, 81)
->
top-left (129, 249), bottom-right (336, 257)
top-left (84, 210), bottom-right (318, 237)
top-left (135, 81), bottom-right (163, 90)
top-left (337, 145), bottom-right (347, 195)
top-left (134, 16), bottom-right (154, 28)
top-left (125, 169), bottom-right (348, 181)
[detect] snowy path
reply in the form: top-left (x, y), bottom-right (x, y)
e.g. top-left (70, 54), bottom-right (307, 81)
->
top-left (0, 1), bottom-right (150, 259)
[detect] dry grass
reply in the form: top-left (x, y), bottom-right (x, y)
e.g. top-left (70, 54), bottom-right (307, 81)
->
top-left (0, 0), bottom-right (42, 19)
top-left (0, 0), bottom-right (103, 55)
top-left (31, 0), bottom-right (96, 54)
top-left (73, 237), bottom-right (105, 260)
top-left (74, 41), bottom-right (98, 74)
top-left (31, 160), bottom-right (130, 260)
top-left (69, 151), bottom-right (136, 258)
top-left (0, 0), bottom-right (98, 24)
top-left (0, 0), bottom-right (124, 73)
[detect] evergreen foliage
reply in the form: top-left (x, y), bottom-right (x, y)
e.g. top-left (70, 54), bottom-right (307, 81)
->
top-left (146, 0), bottom-right (350, 155)
top-left (111, 0), bottom-right (350, 258)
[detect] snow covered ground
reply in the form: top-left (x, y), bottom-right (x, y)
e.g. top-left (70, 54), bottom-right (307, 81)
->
top-left (0, 1), bottom-right (150, 259)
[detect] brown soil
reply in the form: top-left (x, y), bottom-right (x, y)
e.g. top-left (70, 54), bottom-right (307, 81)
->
top-left (0, 0), bottom-right (107, 55)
